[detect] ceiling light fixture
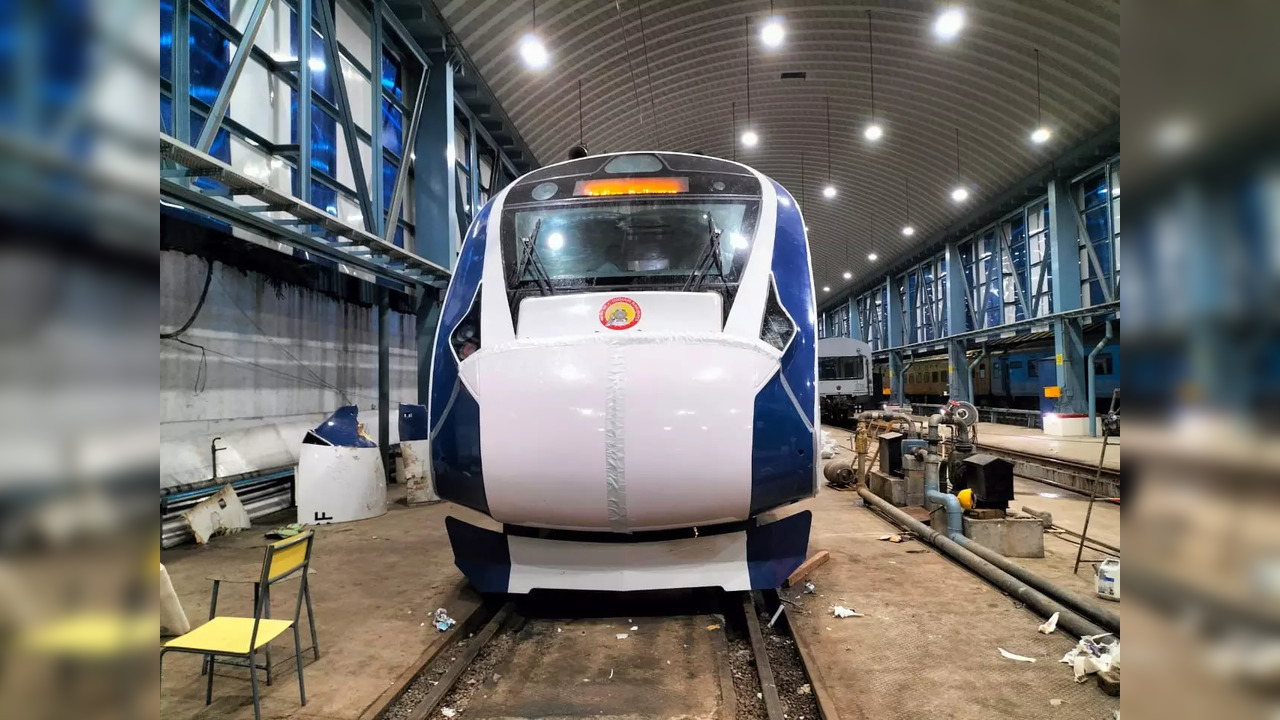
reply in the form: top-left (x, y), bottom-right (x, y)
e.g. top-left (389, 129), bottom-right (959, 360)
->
top-left (843, 271), bottom-right (853, 280)
top-left (1030, 48), bottom-right (1051, 144)
top-left (869, 253), bottom-right (879, 261)
top-left (934, 7), bottom-right (965, 40)
top-left (823, 286), bottom-right (831, 292)
top-left (823, 97), bottom-right (837, 198)
top-left (518, 0), bottom-right (549, 70)
top-left (901, 178), bottom-right (914, 236)
top-left (546, 232), bottom-right (565, 250)
top-left (741, 17), bottom-right (760, 147)
top-left (950, 127), bottom-right (969, 202)
top-left (864, 11), bottom-right (884, 142)
top-left (761, 1), bottom-right (785, 48)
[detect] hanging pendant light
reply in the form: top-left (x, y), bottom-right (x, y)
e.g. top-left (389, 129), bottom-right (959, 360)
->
top-left (761, 0), bottom-right (785, 48)
top-left (518, 0), bottom-right (550, 70)
top-left (950, 128), bottom-right (969, 202)
top-left (741, 17), bottom-right (760, 147)
top-left (1030, 48), bottom-right (1052, 144)
top-left (823, 97), bottom-right (837, 198)
top-left (864, 11), bottom-right (884, 142)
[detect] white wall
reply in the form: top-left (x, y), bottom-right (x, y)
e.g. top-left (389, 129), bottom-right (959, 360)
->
top-left (160, 251), bottom-right (418, 489)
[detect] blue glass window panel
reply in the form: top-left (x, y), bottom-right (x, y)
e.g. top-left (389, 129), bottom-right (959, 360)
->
top-left (311, 182), bottom-right (338, 215)
top-left (189, 13), bottom-right (230, 107)
top-left (161, 0), bottom-right (173, 82)
top-left (1083, 173), bottom-right (1108, 210)
top-left (310, 102), bottom-right (337, 176)
top-left (199, 0), bottom-right (229, 21)
top-left (160, 95), bottom-right (230, 190)
top-left (381, 51), bottom-right (403, 101)
top-left (382, 158), bottom-right (398, 213)
top-left (382, 98), bottom-right (403, 157)
top-left (391, 224), bottom-right (405, 248)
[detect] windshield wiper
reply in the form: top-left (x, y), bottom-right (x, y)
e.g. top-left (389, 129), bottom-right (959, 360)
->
top-left (511, 218), bottom-right (555, 297)
top-left (682, 214), bottom-right (728, 293)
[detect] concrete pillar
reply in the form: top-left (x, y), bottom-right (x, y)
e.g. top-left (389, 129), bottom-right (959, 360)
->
top-left (1053, 317), bottom-right (1087, 414)
top-left (414, 54), bottom-right (458, 269)
top-left (415, 286), bottom-right (442, 405)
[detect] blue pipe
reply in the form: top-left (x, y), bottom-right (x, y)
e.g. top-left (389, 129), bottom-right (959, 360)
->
top-left (926, 490), bottom-right (963, 537)
top-left (1087, 321), bottom-right (1114, 437)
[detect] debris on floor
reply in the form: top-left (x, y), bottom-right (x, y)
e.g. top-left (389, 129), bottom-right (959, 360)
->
top-left (706, 623), bottom-right (721, 631)
top-left (803, 580), bottom-right (816, 594)
top-left (998, 647), bottom-right (1037, 662)
top-left (434, 608), bottom-right (457, 632)
top-left (1038, 611), bottom-right (1060, 634)
top-left (785, 550), bottom-right (830, 587)
top-left (630, 625), bottom-right (638, 630)
top-left (1049, 698), bottom-right (1064, 707)
top-left (440, 708), bottom-right (457, 718)
top-left (1061, 634), bottom-right (1119, 682)
top-left (832, 606), bottom-right (863, 618)
top-left (797, 683), bottom-right (811, 695)
top-left (183, 484), bottom-right (251, 544)
top-left (615, 633), bottom-right (629, 639)
top-left (879, 533), bottom-right (907, 543)
top-left (265, 522), bottom-right (305, 539)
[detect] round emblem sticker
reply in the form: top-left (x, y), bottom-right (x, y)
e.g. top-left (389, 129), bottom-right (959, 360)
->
top-left (599, 297), bottom-right (641, 330)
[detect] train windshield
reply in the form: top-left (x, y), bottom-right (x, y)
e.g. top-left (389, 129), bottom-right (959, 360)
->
top-left (500, 197), bottom-right (761, 293)
top-left (819, 357), bottom-right (865, 380)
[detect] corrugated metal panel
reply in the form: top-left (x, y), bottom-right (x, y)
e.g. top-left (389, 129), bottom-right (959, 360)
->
top-left (433, 0), bottom-right (1119, 292)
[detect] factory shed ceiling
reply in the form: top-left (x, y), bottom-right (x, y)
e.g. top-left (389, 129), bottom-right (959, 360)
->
top-left (434, 0), bottom-right (1120, 293)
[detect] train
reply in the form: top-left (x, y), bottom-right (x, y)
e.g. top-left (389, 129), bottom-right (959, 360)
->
top-left (876, 342), bottom-right (1120, 412)
top-left (428, 151), bottom-right (816, 594)
top-left (817, 336), bottom-right (876, 425)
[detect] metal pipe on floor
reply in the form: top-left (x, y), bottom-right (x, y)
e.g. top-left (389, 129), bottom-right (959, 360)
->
top-left (1087, 321), bottom-right (1114, 438)
top-left (857, 487), bottom-right (1114, 638)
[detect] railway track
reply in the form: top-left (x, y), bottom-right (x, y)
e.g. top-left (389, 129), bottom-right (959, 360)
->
top-left (971, 442), bottom-right (1120, 500)
top-left (376, 589), bottom-right (837, 720)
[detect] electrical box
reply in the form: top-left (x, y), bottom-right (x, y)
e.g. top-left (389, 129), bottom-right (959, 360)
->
top-left (878, 432), bottom-right (904, 478)
top-left (960, 454), bottom-right (1014, 510)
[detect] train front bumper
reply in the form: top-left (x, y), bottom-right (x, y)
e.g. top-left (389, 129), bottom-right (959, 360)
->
top-left (444, 510), bottom-right (812, 594)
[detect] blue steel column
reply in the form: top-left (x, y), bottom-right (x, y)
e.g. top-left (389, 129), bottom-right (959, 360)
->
top-left (886, 275), bottom-right (905, 403)
top-left (173, 0), bottom-right (191, 143)
top-left (945, 242), bottom-right (970, 401)
top-left (297, 0), bottom-right (312, 202)
top-left (377, 287), bottom-right (390, 475)
top-left (847, 296), bottom-right (861, 340)
top-left (1047, 177), bottom-right (1086, 413)
top-left (416, 287), bottom-right (442, 405)
top-left (371, 1), bottom-right (384, 236)
top-left (414, 53), bottom-right (458, 269)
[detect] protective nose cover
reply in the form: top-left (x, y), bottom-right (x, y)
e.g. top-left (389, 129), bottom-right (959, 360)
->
top-left (460, 333), bottom-right (780, 532)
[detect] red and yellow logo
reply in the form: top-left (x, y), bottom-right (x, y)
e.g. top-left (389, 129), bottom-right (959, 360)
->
top-left (599, 297), bottom-right (641, 330)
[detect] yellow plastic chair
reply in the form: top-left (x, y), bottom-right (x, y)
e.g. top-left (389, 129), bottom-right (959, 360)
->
top-left (161, 531), bottom-right (317, 720)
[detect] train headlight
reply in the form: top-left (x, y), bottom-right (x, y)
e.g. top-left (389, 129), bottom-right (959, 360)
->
top-left (760, 278), bottom-right (796, 352)
top-left (450, 286), bottom-right (483, 361)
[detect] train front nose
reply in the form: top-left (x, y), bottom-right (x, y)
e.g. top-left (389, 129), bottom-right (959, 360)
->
top-left (463, 328), bottom-right (779, 533)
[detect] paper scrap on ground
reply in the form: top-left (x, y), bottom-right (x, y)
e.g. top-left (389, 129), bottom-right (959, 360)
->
top-left (1049, 699), bottom-right (1064, 707)
top-left (616, 633), bottom-right (629, 639)
top-left (803, 580), bottom-right (816, 594)
top-left (798, 683), bottom-right (812, 695)
top-left (1060, 633), bottom-right (1118, 681)
top-left (1038, 612), bottom-right (1060, 634)
top-left (998, 648), bottom-right (1037, 662)
top-left (434, 608), bottom-right (456, 632)
top-left (706, 624), bottom-right (721, 631)
top-left (630, 625), bottom-right (638, 631)
top-left (441, 708), bottom-right (457, 718)
top-left (832, 606), bottom-right (863, 618)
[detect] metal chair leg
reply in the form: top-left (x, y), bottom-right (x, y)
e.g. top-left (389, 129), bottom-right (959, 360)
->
top-left (304, 579), bottom-right (320, 659)
top-left (248, 650), bottom-right (262, 720)
top-left (294, 625), bottom-right (307, 706)
top-left (202, 580), bottom-right (220, 676)
top-left (205, 653), bottom-right (215, 705)
top-left (263, 585), bottom-right (272, 685)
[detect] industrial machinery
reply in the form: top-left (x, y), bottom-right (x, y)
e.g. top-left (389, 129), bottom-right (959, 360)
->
top-left (429, 151), bottom-right (816, 593)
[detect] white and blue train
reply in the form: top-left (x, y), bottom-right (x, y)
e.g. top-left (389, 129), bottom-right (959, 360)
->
top-left (428, 151), bottom-right (816, 593)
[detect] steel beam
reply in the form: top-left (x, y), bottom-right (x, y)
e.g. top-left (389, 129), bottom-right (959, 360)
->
top-left (316, 0), bottom-right (375, 232)
top-left (173, 0), bottom-right (191, 144)
top-left (297, 0), bottom-right (312, 201)
top-left (1064, 190), bottom-right (1115, 304)
top-left (384, 65), bottom-right (428, 245)
top-left (885, 275), bottom-right (904, 349)
top-left (888, 350), bottom-right (905, 405)
top-left (414, 51), bottom-right (458, 268)
top-left (948, 339), bottom-right (971, 403)
top-left (1053, 317), bottom-right (1088, 414)
top-left (378, 286), bottom-right (391, 476)
top-left (195, 0), bottom-right (271, 152)
top-left (415, 286), bottom-right (442, 405)
top-left (371, 0), bottom-right (385, 236)
top-left (995, 220), bottom-right (1031, 320)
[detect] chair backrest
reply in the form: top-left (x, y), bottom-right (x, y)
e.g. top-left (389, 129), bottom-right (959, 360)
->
top-left (261, 531), bottom-right (315, 588)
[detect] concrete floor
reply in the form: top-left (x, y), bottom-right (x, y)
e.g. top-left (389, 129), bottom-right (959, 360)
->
top-left (160, 438), bottom-right (1121, 720)
top-left (160, 487), bottom-right (495, 720)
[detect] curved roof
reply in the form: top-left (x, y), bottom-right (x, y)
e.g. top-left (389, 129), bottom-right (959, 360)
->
top-left (437, 0), bottom-right (1120, 293)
